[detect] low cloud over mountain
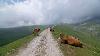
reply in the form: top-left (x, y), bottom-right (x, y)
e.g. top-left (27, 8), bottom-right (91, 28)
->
top-left (0, 0), bottom-right (100, 28)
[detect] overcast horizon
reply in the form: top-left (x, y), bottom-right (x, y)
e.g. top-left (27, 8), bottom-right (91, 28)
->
top-left (0, 0), bottom-right (100, 28)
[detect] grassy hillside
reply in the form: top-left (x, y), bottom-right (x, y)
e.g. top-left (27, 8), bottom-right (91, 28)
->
top-left (0, 34), bottom-right (34, 56)
top-left (53, 25), bottom-right (100, 56)
top-left (0, 25), bottom-right (45, 46)
top-left (0, 25), bottom-right (45, 56)
top-left (0, 26), bottom-right (33, 46)
top-left (73, 18), bottom-right (100, 38)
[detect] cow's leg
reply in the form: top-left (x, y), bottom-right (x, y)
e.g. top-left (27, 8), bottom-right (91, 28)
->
top-left (37, 33), bottom-right (39, 36)
top-left (33, 32), bottom-right (34, 34)
top-left (79, 43), bottom-right (83, 48)
top-left (57, 38), bottom-right (62, 46)
top-left (34, 32), bottom-right (37, 36)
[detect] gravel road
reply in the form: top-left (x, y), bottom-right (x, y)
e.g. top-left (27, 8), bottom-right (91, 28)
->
top-left (16, 28), bottom-right (64, 56)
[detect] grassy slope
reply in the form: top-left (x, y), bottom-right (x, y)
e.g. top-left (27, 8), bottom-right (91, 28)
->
top-left (0, 25), bottom-right (45, 47)
top-left (0, 25), bottom-right (45, 56)
top-left (0, 34), bottom-right (34, 56)
top-left (53, 25), bottom-right (100, 56)
top-left (0, 26), bottom-right (34, 46)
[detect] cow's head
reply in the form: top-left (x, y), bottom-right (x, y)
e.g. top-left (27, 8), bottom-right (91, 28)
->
top-left (78, 43), bottom-right (83, 48)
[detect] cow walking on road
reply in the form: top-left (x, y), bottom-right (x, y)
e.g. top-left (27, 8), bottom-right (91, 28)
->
top-left (33, 28), bottom-right (40, 36)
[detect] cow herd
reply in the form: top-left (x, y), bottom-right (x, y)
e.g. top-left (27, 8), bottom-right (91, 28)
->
top-left (33, 27), bottom-right (83, 48)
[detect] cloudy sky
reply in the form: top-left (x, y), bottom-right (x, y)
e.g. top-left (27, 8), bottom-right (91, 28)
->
top-left (0, 0), bottom-right (100, 28)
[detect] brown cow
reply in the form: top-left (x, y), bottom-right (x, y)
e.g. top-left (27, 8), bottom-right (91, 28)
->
top-left (33, 28), bottom-right (40, 36)
top-left (59, 33), bottom-right (83, 48)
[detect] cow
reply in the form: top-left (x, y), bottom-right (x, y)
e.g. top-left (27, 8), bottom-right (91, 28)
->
top-left (50, 27), bottom-right (54, 32)
top-left (33, 28), bottom-right (40, 36)
top-left (58, 33), bottom-right (83, 48)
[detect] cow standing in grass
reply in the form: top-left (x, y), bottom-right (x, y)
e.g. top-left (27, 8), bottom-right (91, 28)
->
top-left (33, 28), bottom-right (40, 36)
top-left (58, 33), bottom-right (83, 48)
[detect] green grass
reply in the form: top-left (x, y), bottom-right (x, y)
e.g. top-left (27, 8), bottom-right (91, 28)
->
top-left (0, 34), bottom-right (34, 56)
top-left (0, 25), bottom-right (46, 56)
top-left (53, 25), bottom-right (100, 56)
top-left (0, 25), bottom-right (46, 47)
top-left (0, 26), bottom-right (34, 46)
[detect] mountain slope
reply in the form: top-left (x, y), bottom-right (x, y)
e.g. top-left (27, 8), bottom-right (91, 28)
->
top-left (0, 26), bottom-right (34, 46)
top-left (0, 25), bottom-right (45, 56)
top-left (53, 25), bottom-right (100, 56)
top-left (74, 18), bottom-right (100, 39)
top-left (0, 25), bottom-right (45, 46)
top-left (0, 34), bottom-right (34, 56)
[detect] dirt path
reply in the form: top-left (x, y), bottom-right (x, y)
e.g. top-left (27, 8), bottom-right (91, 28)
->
top-left (16, 28), bottom-right (64, 56)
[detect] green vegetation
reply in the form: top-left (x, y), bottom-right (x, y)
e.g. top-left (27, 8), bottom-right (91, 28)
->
top-left (53, 25), bottom-right (100, 56)
top-left (0, 25), bottom-right (45, 56)
top-left (0, 25), bottom-right (45, 46)
top-left (0, 34), bottom-right (34, 56)
top-left (0, 26), bottom-right (34, 46)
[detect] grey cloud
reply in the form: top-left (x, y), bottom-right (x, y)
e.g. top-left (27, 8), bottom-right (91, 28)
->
top-left (0, 0), bottom-right (100, 28)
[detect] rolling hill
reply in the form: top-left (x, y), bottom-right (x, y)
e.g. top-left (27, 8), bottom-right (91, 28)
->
top-left (0, 25), bottom-right (45, 47)
top-left (74, 18), bottom-right (100, 39)
top-left (53, 25), bottom-right (100, 56)
top-left (0, 18), bottom-right (100, 56)
top-left (0, 25), bottom-right (45, 56)
top-left (53, 18), bottom-right (100, 56)
top-left (0, 26), bottom-right (33, 47)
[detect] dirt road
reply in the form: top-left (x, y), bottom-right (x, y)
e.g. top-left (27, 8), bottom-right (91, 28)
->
top-left (16, 28), bottom-right (64, 56)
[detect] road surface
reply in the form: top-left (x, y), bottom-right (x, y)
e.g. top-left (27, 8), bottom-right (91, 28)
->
top-left (16, 28), bottom-right (64, 56)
